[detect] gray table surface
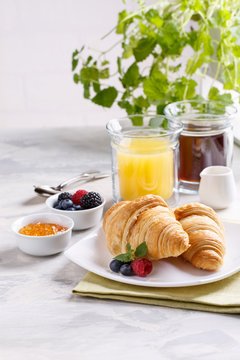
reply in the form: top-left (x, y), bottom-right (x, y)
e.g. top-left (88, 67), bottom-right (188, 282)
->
top-left (1, 127), bottom-right (240, 360)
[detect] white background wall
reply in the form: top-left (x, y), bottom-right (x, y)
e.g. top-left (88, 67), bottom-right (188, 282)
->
top-left (0, 0), bottom-right (139, 128)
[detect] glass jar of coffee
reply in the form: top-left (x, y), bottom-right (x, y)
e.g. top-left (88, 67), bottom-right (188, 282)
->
top-left (164, 100), bottom-right (237, 194)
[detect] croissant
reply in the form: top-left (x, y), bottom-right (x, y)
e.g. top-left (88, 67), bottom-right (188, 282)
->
top-left (174, 202), bottom-right (225, 271)
top-left (103, 195), bottom-right (189, 260)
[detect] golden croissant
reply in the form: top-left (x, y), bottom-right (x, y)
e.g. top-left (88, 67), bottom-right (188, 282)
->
top-left (103, 195), bottom-right (189, 260)
top-left (174, 202), bottom-right (225, 271)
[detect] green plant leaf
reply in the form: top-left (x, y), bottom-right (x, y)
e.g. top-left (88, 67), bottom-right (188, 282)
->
top-left (114, 243), bottom-right (134, 262)
top-left (114, 253), bottom-right (132, 262)
top-left (80, 67), bottom-right (99, 83)
top-left (233, 45), bottom-right (240, 58)
top-left (133, 96), bottom-right (149, 109)
top-left (92, 87), bottom-right (118, 108)
top-left (145, 9), bottom-right (163, 28)
top-left (186, 52), bottom-right (207, 75)
top-left (73, 73), bottom-right (79, 84)
top-left (121, 62), bottom-right (140, 87)
top-left (143, 70), bottom-right (168, 101)
top-left (93, 82), bottom-right (100, 93)
top-left (157, 22), bottom-right (187, 56)
top-left (72, 58), bottom-right (78, 71)
top-left (208, 87), bottom-right (233, 105)
top-left (101, 60), bottom-right (109, 66)
top-left (156, 104), bottom-right (166, 114)
top-left (118, 100), bottom-right (135, 114)
top-left (149, 116), bottom-right (168, 129)
top-left (72, 49), bottom-right (79, 58)
top-left (127, 243), bottom-right (134, 256)
top-left (85, 56), bottom-right (93, 66)
top-left (116, 10), bottom-right (132, 34)
top-left (134, 241), bottom-right (147, 258)
top-left (133, 37), bottom-right (156, 62)
top-left (131, 115), bottom-right (143, 126)
top-left (100, 68), bottom-right (110, 79)
top-left (172, 77), bottom-right (197, 100)
top-left (217, 9), bottom-right (231, 27)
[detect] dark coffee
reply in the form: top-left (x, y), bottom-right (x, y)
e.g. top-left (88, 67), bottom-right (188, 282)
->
top-left (179, 132), bottom-right (228, 182)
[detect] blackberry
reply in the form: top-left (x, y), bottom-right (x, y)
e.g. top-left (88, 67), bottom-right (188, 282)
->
top-left (81, 191), bottom-right (102, 209)
top-left (58, 192), bottom-right (72, 202)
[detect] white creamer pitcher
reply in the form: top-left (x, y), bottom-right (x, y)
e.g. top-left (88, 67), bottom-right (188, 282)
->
top-left (199, 166), bottom-right (236, 209)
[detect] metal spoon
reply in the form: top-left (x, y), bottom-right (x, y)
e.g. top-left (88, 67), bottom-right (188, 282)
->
top-left (34, 171), bottom-right (110, 196)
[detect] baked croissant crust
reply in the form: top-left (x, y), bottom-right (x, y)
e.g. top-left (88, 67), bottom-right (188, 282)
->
top-left (174, 202), bottom-right (225, 271)
top-left (103, 195), bottom-right (189, 260)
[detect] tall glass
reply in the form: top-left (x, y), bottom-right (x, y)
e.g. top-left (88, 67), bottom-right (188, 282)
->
top-left (106, 115), bottom-right (183, 207)
top-left (164, 100), bottom-right (237, 194)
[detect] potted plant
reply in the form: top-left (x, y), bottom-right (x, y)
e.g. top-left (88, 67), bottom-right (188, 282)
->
top-left (72, 0), bottom-right (240, 125)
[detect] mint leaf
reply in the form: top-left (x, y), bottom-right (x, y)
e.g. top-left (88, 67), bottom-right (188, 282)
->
top-left (145, 9), bottom-right (163, 28)
top-left (80, 67), bottom-right (99, 83)
top-left (172, 77), bottom-right (197, 100)
top-left (157, 22), bottom-right (187, 56)
top-left (101, 60), bottom-right (109, 66)
top-left (131, 116), bottom-right (143, 126)
top-left (114, 243), bottom-right (134, 262)
top-left (186, 53), bottom-right (207, 75)
top-left (127, 243), bottom-right (134, 256)
top-left (134, 241), bottom-right (147, 258)
top-left (121, 62), bottom-right (140, 88)
top-left (99, 68), bottom-right (109, 79)
top-left (149, 117), bottom-right (168, 129)
top-left (73, 73), bottom-right (79, 84)
top-left (72, 58), bottom-right (78, 71)
top-left (133, 96), bottom-right (149, 109)
top-left (72, 49), bottom-right (79, 58)
top-left (208, 87), bottom-right (233, 105)
top-left (116, 10), bottom-right (132, 34)
top-left (118, 100), bottom-right (135, 114)
top-left (85, 56), bottom-right (93, 66)
top-left (114, 253), bottom-right (133, 262)
top-left (93, 82), bottom-right (100, 93)
top-left (133, 37), bottom-right (156, 62)
top-left (92, 87), bottom-right (118, 108)
top-left (233, 45), bottom-right (240, 58)
top-left (143, 70), bottom-right (168, 101)
top-left (217, 9), bottom-right (231, 27)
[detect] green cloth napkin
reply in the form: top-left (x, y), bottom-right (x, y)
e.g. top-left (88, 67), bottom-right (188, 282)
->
top-left (73, 271), bottom-right (240, 313)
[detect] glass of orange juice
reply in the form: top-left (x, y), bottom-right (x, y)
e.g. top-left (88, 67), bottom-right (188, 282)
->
top-left (106, 115), bottom-right (183, 207)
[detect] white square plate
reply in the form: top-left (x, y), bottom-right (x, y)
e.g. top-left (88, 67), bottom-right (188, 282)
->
top-left (65, 221), bottom-right (240, 287)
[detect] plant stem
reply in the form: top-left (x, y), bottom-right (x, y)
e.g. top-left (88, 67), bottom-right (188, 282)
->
top-left (210, 62), bottom-right (221, 89)
top-left (165, 57), bottom-right (169, 78)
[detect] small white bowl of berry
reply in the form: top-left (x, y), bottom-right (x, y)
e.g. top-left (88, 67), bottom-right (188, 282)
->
top-left (46, 189), bottom-right (105, 230)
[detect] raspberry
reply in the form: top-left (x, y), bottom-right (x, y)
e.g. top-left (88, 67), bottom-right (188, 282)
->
top-left (58, 192), bottom-right (72, 202)
top-left (131, 258), bottom-right (152, 277)
top-left (72, 190), bottom-right (88, 205)
top-left (81, 191), bottom-right (102, 209)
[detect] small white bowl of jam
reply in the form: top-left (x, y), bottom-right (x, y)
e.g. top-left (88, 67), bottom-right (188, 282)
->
top-left (12, 213), bottom-right (74, 256)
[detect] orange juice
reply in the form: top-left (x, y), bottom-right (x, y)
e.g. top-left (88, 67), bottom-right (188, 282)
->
top-left (116, 138), bottom-right (174, 200)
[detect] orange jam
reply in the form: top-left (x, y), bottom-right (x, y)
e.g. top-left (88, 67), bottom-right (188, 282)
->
top-left (19, 222), bottom-right (68, 236)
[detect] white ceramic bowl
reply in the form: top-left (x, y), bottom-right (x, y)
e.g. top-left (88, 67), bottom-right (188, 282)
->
top-left (45, 191), bottom-right (105, 230)
top-left (12, 213), bottom-right (74, 256)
